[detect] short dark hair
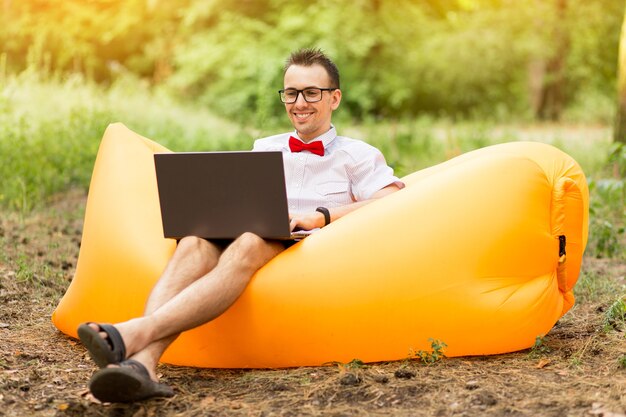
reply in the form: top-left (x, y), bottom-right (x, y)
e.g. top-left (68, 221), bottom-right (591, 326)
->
top-left (284, 48), bottom-right (340, 89)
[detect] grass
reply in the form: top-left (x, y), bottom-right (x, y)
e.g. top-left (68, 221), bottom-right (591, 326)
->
top-left (574, 270), bottom-right (624, 304)
top-left (0, 71), bottom-right (247, 215)
top-left (586, 144), bottom-right (626, 259)
top-left (603, 296), bottom-right (625, 331)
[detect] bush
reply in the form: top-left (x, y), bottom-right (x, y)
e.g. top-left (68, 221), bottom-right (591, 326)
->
top-left (586, 144), bottom-right (626, 259)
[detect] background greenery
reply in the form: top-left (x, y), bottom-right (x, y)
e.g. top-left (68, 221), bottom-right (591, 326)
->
top-left (0, 0), bottom-right (624, 258)
top-left (1, 0), bottom-right (622, 125)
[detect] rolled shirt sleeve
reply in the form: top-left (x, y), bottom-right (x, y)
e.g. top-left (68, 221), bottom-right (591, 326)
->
top-left (342, 141), bottom-right (405, 201)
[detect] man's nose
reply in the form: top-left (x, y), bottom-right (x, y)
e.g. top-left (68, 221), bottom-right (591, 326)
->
top-left (294, 92), bottom-right (308, 106)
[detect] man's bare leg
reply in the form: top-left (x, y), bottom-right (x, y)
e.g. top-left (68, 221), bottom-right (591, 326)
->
top-left (87, 236), bottom-right (221, 374)
top-left (145, 236), bottom-right (223, 314)
top-left (127, 236), bottom-right (223, 378)
top-left (92, 233), bottom-right (284, 379)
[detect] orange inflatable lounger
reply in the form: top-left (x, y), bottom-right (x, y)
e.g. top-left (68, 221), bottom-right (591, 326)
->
top-left (52, 123), bottom-right (589, 368)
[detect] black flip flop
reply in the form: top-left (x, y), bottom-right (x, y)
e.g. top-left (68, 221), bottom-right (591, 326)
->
top-left (77, 323), bottom-right (126, 368)
top-left (89, 359), bottom-right (174, 403)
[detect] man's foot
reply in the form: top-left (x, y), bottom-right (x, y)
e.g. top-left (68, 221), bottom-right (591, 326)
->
top-left (77, 323), bottom-right (126, 368)
top-left (89, 359), bottom-right (174, 403)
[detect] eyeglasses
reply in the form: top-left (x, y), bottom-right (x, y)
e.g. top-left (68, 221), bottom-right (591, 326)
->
top-left (278, 88), bottom-right (336, 104)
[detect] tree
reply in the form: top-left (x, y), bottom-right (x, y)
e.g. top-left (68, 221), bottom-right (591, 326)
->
top-left (615, 5), bottom-right (626, 144)
top-left (528, 0), bottom-right (569, 121)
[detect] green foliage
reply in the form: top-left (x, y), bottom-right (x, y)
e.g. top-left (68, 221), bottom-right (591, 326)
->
top-left (587, 144), bottom-right (626, 259)
top-left (15, 253), bottom-right (35, 283)
top-left (325, 358), bottom-right (366, 370)
top-left (0, 0), bottom-right (622, 123)
top-left (412, 338), bottom-right (448, 365)
top-left (335, 359), bottom-right (366, 370)
top-left (0, 79), bottom-right (107, 213)
top-left (588, 214), bottom-right (625, 259)
top-left (348, 117), bottom-right (447, 177)
top-left (609, 143), bottom-right (626, 177)
top-left (619, 355), bottom-right (626, 369)
top-left (0, 72), bottom-right (243, 212)
top-left (345, 359), bottom-right (366, 369)
top-left (528, 335), bottom-right (551, 358)
top-left (0, 0), bottom-right (181, 80)
top-left (603, 296), bottom-right (626, 332)
top-left (574, 270), bottom-right (623, 304)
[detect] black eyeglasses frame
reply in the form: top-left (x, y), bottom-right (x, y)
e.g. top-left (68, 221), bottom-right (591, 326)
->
top-left (278, 88), bottom-right (337, 104)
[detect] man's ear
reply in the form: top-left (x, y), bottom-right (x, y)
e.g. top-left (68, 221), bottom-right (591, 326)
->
top-left (330, 89), bottom-right (342, 110)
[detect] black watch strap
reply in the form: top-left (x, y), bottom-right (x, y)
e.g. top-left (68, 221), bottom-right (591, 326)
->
top-left (316, 207), bottom-right (331, 226)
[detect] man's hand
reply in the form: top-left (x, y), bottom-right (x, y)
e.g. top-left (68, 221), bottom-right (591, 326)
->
top-left (289, 212), bottom-right (325, 232)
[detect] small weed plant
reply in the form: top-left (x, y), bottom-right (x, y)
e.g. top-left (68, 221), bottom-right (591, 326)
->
top-left (412, 338), bottom-right (447, 365)
top-left (603, 296), bottom-right (626, 332)
top-left (15, 253), bottom-right (34, 283)
top-left (345, 359), bottom-right (366, 369)
top-left (568, 333), bottom-right (599, 369)
top-left (528, 335), bottom-right (551, 358)
top-left (325, 359), bottom-right (366, 370)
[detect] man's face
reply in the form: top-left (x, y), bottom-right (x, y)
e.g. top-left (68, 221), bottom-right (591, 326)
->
top-left (283, 64), bottom-right (342, 142)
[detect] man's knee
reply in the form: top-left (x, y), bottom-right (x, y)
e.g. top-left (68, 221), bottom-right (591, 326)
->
top-left (175, 236), bottom-right (219, 262)
top-left (229, 232), bottom-right (280, 268)
top-left (233, 232), bottom-right (266, 254)
top-left (176, 236), bottom-right (207, 253)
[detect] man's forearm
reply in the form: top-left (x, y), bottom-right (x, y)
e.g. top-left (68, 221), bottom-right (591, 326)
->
top-left (289, 183), bottom-right (402, 231)
top-left (323, 199), bottom-right (372, 224)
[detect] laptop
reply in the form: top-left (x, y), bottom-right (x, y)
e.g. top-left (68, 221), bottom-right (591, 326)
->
top-left (154, 151), bottom-right (310, 240)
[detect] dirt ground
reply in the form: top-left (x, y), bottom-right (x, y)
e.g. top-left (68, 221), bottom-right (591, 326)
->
top-left (0, 190), bottom-right (624, 417)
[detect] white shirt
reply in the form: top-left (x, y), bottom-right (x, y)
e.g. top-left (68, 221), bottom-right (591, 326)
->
top-left (253, 126), bottom-right (404, 215)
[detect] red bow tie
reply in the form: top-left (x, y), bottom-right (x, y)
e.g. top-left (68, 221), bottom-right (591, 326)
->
top-left (289, 136), bottom-right (324, 156)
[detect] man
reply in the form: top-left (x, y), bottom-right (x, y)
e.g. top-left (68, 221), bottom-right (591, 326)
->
top-left (78, 48), bottom-right (404, 403)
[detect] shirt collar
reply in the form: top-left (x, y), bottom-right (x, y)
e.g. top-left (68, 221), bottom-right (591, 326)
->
top-left (290, 125), bottom-right (337, 149)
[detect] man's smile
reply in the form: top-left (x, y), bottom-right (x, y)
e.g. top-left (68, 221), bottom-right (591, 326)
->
top-left (293, 112), bottom-right (314, 120)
